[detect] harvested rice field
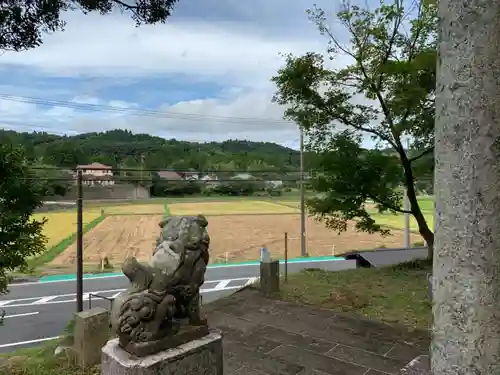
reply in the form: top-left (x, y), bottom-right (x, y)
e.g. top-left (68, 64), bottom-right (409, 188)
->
top-left (50, 215), bottom-right (162, 266)
top-left (168, 200), bottom-right (298, 216)
top-left (100, 204), bottom-right (165, 215)
top-left (206, 214), bottom-right (421, 262)
top-left (50, 213), bottom-right (420, 266)
top-left (32, 210), bottom-right (102, 249)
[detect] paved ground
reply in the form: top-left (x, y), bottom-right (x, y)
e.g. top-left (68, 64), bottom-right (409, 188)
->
top-left (204, 288), bottom-right (430, 375)
top-left (0, 259), bottom-right (355, 351)
top-left (0, 276), bottom-right (255, 351)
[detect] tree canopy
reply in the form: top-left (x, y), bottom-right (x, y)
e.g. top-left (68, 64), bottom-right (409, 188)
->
top-left (272, 0), bottom-right (437, 257)
top-left (0, 0), bottom-right (178, 51)
top-left (0, 142), bottom-right (48, 295)
top-left (0, 128), bottom-right (303, 172)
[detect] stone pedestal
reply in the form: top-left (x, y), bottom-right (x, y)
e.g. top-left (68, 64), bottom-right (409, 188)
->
top-left (73, 307), bottom-right (110, 367)
top-left (260, 260), bottom-right (280, 295)
top-left (101, 329), bottom-right (223, 375)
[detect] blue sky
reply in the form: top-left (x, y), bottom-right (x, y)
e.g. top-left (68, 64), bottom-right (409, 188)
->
top-left (0, 0), bottom-right (358, 149)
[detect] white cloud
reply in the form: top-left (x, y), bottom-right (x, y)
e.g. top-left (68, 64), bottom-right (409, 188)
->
top-left (0, 1), bottom-right (373, 147)
top-left (0, 89), bottom-right (302, 144)
top-left (0, 12), bottom-right (331, 88)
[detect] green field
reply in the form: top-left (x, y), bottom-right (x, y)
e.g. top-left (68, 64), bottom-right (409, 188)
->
top-left (369, 196), bottom-right (434, 232)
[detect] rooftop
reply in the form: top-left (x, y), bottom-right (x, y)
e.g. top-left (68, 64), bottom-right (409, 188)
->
top-left (76, 162), bottom-right (112, 169)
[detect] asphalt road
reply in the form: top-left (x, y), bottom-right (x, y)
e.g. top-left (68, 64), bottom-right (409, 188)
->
top-left (0, 259), bottom-right (355, 352)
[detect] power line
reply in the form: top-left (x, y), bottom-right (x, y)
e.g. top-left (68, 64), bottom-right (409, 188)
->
top-left (0, 93), bottom-right (293, 125)
top-left (27, 166), bottom-right (303, 173)
top-left (21, 177), bottom-right (304, 183)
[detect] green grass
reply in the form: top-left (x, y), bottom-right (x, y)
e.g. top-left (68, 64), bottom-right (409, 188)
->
top-left (163, 199), bottom-right (171, 217)
top-left (0, 323), bottom-right (99, 375)
top-left (369, 196), bottom-right (434, 232)
top-left (0, 343), bottom-right (97, 375)
top-left (277, 260), bottom-right (432, 330)
top-left (83, 197), bottom-right (166, 207)
top-left (28, 214), bottom-right (106, 269)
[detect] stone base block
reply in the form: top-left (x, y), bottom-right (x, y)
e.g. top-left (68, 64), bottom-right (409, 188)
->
top-left (399, 355), bottom-right (430, 375)
top-left (120, 324), bottom-right (209, 357)
top-left (101, 329), bottom-right (223, 375)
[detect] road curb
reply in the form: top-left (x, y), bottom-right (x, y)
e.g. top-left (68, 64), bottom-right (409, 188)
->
top-left (9, 276), bottom-right (41, 284)
top-left (36, 256), bottom-right (346, 283)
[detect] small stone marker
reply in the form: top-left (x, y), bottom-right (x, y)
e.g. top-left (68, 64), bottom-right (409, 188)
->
top-left (398, 355), bottom-right (430, 375)
top-left (260, 256), bottom-right (280, 295)
top-left (260, 246), bottom-right (271, 262)
top-left (101, 329), bottom-right (223, 375)
top-left (73, 307), bottom-right (110, 368)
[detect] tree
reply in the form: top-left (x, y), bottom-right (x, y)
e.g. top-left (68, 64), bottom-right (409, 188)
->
top-left (272, 0), bottom-right (437, 258)
top-left (0, 129), bottom-right (301, 174)
top-left (432, 0), bottom-right (500, 372)
top-left (0, 0), bottom-right (179, 51)
top-left (0, 143), bottom-right (48, 296)
top-left (30, 163), bottom-right (73, 197)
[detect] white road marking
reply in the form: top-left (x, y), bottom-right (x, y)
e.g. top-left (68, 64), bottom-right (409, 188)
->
top-left (0, 278), bottom-right (252, 308)
top-left (32, 296), bottom-right (58, 305)
top-left (0, 336), bottom-right (61, 349)
top-left (213, 280), bottom-right (231, 290)
top-left (3, 312), bottom-right (40, 319)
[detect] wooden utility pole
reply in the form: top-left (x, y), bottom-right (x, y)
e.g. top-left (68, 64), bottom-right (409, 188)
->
top-left (76, 169), bottom-right (83, 312)
top-left (299, 127), bottom-right (307, 257)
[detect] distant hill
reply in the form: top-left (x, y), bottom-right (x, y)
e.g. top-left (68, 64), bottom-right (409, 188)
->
top-left (0, 129), bottom-right (302, 172)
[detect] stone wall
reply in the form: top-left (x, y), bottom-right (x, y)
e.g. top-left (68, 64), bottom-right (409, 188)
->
top-left (47, 183), bottom-right (150, 201)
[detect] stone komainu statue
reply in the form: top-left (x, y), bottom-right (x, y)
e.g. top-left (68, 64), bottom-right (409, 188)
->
top-left (110, 215), bottom-right (210, 357)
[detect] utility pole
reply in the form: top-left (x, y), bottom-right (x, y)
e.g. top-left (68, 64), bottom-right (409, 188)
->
top-left (140, 154), bottom-right (144, 183)
top-left (403, 138), bottom-right (411, 248)
top-left (299, 127), bottom-right (307, 257)
top-left (138, 154), bottom-right (145, 200)
top-left (76, 169), bottom-right (83, 312)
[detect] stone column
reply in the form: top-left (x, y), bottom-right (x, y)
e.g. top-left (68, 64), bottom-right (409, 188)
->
top-left (260, 259), bottom-right (280, 295)
top-left (73, 307), bottom-right (110, 368)
top-left (433, 0), bottom-right (500, 373)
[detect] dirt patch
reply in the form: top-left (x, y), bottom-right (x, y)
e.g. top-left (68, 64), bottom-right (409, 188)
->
top-left (206, 214), bottom-right (421, 262)
top-left (49, 215), bottom-right (162, 266)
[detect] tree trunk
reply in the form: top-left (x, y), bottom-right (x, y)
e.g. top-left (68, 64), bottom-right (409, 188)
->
top-left (401, 158), bottom-right (434, 260)
top-left (433, 0), bottom-right (500, 373)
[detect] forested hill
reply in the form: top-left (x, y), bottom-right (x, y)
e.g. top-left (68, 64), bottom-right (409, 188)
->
top-left (0, 129), bottom-right (301, 171)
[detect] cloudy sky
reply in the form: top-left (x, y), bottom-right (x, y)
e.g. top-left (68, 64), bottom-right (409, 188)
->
top-left (0, 0), bottom-right (357, 149)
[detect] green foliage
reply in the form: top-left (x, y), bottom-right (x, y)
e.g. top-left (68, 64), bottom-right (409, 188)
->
top-left (307, 132), bottom-right (403, 234)
top-left (151, 178), bottom-right (202, 197)
top-left (28, 163), bottom-right (73, 197)
top-left (211, 178), bottom-right (264, 196)
top-left (272, 0), bottom-right (437, 248)
top-left (0, 0), bottom-right (178, 51)
top-left (119, 156), bottom-right (153, 187)
top-left (0, 129), bottom-right (301, 173)
top-left (0, 143), bottom-right (47, 294)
